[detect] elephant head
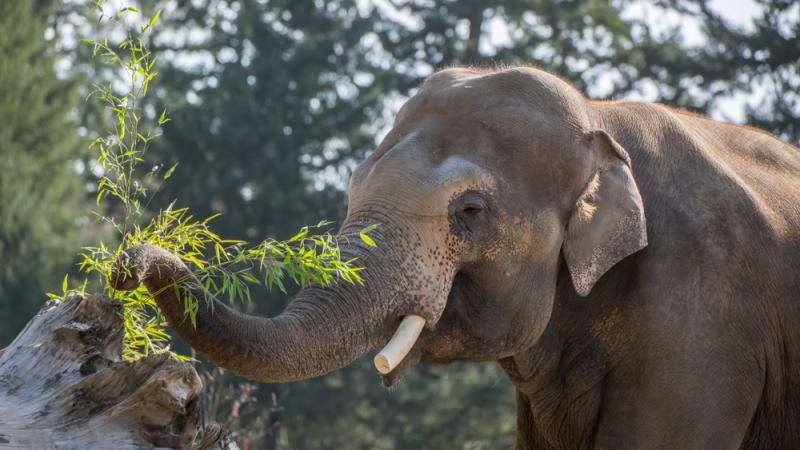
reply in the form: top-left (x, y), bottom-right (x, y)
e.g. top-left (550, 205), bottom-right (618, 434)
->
top-left (115, 67), bottom-right (647, 386)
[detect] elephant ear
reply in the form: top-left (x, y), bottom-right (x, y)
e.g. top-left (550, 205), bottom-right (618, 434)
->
top-left (563, 130), bottom-right (647, 297)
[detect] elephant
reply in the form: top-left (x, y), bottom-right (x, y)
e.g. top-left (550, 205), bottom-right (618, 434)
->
top-left (115, 66), bottom-right (800, 449)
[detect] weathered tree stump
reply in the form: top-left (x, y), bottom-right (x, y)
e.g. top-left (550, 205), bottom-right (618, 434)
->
top-left (0, 294), bottom-right (237, 449)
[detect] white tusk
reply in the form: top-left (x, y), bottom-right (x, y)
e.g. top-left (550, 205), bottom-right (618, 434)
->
top-left (374, 315), bottom-right (426, 375)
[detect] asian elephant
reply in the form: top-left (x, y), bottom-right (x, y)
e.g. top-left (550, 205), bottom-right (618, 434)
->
top-left (116, 66), bottom-right (800, 449)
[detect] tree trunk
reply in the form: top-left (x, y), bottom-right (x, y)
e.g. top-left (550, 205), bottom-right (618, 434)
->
top-left (0, 293), bottom-right (237, 450)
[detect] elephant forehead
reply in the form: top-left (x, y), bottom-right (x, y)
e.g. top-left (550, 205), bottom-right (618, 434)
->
top-left (399, 81), bottom-right (525, 128)
top-left (393, 100), bottom-right (581, 160)
top-left (349, 141), bottom-right (496, 216)
top-left (434, 155), bottom-right (495, 191)
top-left (397, 67), bottom-right (592, 143)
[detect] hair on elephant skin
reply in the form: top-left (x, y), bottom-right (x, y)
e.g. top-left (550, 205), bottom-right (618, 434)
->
top-left (117, 66), bottom-right (800, 449)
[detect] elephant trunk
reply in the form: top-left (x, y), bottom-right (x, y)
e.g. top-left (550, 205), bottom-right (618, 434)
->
top-left (113, 228), bottom-right (402, 383)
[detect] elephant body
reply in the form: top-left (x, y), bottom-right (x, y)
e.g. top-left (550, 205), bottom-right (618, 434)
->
top-left (118, 67), bottom-right (800, 449)
top-left (504, 102), bottom-right (800, 449)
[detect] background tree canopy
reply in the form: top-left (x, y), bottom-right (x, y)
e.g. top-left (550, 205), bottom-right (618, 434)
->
top-left (0, 0), bottom-right (86, 345)
top-left (2, 0), bottom-right (797, 448)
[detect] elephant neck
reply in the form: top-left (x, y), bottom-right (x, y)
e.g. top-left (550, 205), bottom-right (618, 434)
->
top-left (499, 326), bottom-right (607, 449)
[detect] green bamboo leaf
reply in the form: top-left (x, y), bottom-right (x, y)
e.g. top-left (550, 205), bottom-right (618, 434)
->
top-left (158, 108), bottom-right (170, 125)
top-left (289, 227), bottom-right (308, 242)
top-left (360, 231), bottom-right (376, 247)
top-left (143, 10), bottom-right (161, 33)
top-left (274, 276), bottom-right (286, 294)
top-left (163, 162), bottom-right (178, 180)
top-left (242, 273), bottom-right (261, 284)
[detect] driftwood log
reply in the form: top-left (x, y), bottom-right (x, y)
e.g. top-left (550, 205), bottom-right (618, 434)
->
top-left (0, 294), bottom-right (237, 449)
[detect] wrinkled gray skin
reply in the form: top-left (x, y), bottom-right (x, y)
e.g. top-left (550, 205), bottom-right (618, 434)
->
top-left (117, 67), bottom-right (800, 449)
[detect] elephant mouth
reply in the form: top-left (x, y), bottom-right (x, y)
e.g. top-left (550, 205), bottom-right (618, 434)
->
top-left (374, 314), bottom-right (427, 374)
top-left (374, 313), bottom-right (427, 387)
top-left (377, 273), bottom-right (472, 387)
top-left (380, 344), bottom-right (424, 386)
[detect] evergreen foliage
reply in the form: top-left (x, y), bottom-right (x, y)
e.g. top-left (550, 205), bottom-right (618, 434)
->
top-left (0, 0), bottom-right (85, 345)
top-left (665, 0), bottom-right (800, 144)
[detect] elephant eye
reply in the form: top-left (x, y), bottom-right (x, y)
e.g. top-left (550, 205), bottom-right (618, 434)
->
top-left (461, 204), bottom-right (483, 217)
top-left (450, 193), bottom-right (488, 235)
top-left (453, 194), bottom-right (487, 218)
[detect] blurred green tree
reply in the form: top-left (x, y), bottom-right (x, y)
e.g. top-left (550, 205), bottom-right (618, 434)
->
top-left (659, 0), bottom-right (799, 144)
top-left (0, 0), bottom-right (85, 345)
top-left (149, 0), bottom-right (384, 241)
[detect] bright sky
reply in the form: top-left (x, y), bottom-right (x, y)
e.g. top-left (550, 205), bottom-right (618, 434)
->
top-left (625, 0), bottom-right (763, 46)
top-left (708, 0), bottom-right (765, 31)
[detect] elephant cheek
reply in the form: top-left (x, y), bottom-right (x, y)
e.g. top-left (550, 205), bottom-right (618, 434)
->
top-left (372, 228), bottom-right (463, 376)
top-left (383, 219), bottom-right (463, 326)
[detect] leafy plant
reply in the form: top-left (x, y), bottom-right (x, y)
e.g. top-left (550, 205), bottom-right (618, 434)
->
top-left (50, 1), bottom-right (374, 361)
